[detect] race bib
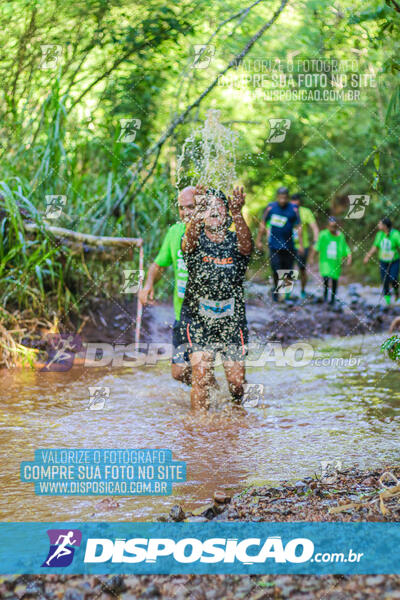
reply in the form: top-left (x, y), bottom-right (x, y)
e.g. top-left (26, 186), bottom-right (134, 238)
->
top-left (177, 257), bottom-right (187, 272)
top-left (269, 214), bottom-right (288, 228)
top-left (177, 277), bottom-right (187, 298)
top-left (381, 239), bottom-right (394, 261)
top-left (199, 297), bottom-right (235, 319)
top-left (327, 241), bottom-right (337, 259)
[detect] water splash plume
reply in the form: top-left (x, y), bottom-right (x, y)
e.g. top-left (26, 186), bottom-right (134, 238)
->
top-left (176, 109), bottom-right (238, 194)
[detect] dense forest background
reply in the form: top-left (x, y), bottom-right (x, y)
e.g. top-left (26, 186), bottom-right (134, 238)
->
top-left (0, 0), bottom-right (399, 321)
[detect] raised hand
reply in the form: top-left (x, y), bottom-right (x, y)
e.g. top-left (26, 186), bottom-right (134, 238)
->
top-left (228, 186), bottom-right (246, 216)
top-left (193, 184), bottom-right (208, 220)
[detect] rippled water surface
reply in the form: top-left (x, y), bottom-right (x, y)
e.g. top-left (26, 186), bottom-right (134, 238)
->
top-left (0, 334), bottom-right (399, 521)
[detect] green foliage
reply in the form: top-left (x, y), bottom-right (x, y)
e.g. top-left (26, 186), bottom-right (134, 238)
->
top-left (381, 335), bottom-right (400, 361)
top-left (0, 0), bottom-right (399, 319)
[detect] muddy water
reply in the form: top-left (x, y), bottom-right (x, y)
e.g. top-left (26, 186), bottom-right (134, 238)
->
top-left (0, 334), bottom-right (399, 521)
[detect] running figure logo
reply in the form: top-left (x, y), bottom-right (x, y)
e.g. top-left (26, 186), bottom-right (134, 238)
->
top-left (276, 269), bottom-right (299, 294)
top-left (192, 44), bottom-right (215, 69)
top-left (267, 119), bottom-right (291, 143)
top-left (40, 45), bottom-right (63, 69)
top-left (242, 384), bottom-right (264, 407)
top-left (41, 334), bottom-right (82, 372)
top-left (118, 119), bottom-right (141, 143)
top-left (320, 460), bottom-right (342, 484)
top-left (42, 529), bottom-right (82, 567)
top-left (45, 195), bottom-right (66, 219)
top-left (345, 195), bottom-right (370, 219)
top-left (121, 269), bottom-right (144, 293)
top-left (88, 386), bottom-right (110, 410)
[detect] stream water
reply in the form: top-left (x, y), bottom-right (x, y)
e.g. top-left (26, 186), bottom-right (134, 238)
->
top-left (0, 333), bottom-right (399, 522)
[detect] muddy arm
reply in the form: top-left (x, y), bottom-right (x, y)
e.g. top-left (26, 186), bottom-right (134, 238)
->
top-left (139, 263), bottom-right (165, 305)
top-left (233, 212), bottom-right (253, 256)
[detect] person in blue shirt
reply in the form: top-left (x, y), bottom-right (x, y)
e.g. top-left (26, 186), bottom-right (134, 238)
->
top-left (256, 187), bottom-right (303, 301)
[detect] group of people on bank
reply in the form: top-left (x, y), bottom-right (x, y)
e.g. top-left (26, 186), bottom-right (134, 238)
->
top-left (139, 185), bottom-right (400, 410)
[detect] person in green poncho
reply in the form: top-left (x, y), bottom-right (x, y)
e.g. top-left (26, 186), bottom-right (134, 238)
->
top-left (139, 186), bottom-right (196, 384)
top-left (363, 217), bottom-right (400, 305)
top-left (313, 217), bottom-right (352, 305)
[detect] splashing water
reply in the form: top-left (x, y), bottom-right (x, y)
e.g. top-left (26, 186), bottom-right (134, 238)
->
top-left (176, 110), bottom-right (238, 194)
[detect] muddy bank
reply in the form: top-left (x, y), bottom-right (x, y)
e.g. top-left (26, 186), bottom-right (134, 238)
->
top-left (246, 298), bottom-right (400, 345)
top-left (73, 292), bottom-right (400, 349)
top-left (165, 466), bottom-right (400, 524)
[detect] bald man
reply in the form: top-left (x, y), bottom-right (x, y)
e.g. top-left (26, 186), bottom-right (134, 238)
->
top-left (139, 187), bottom-right (196, 384)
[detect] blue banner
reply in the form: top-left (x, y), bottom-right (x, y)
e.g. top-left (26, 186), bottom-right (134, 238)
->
top-left (0, 522), bottom-right (399, 574)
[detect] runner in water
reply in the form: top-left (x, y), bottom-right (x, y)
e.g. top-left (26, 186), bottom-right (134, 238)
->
top-left (180, 186), bottom-right (252, 410)
top-left (290, 193), bottom-right (319, 298)
top-left (256, 187), bottom-right (303, 302)
top-left (363, 217), bottom-right (400, 305)
top-left (139, 187), bottom-right (195, 384)
top-left (313, 217), bottom-right (352, 305)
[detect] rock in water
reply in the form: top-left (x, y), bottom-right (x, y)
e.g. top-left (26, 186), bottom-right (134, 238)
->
top-left (169, 505), bottom-right (185, 521)
top-left (213, 490), bottom-right (231, 504)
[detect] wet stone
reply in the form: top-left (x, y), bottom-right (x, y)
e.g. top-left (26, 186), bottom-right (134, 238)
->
top-left (26, 581), bottom-right (45, 593)
top-left (365, 575), bottom-right (385, 586)
top-left (123, 577), bottom-right (140, 588)
top-left (213, 491), bottom-right (231, 504)
top-left (141, 583), bottom-right (161, 598)
top-left (235, 581), bottom-right (253, 594)
top-left (65, 591), bottom-right (84, 600)
top-left (169, 505), bottom-right (186, 522)
top-left (212, 511), bottom-right (230, 522)
top-left (106, 575), bottom-right (127, 594)
top-left (201, 505), bottom-right (217, 520)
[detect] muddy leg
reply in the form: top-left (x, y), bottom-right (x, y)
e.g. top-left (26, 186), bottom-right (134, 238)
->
top-left (190, 351), bottom-right (214, 410)
top-left (171, 363), bottom-right (192, 385)
top-left (223, 360), bottom-right (246, 403)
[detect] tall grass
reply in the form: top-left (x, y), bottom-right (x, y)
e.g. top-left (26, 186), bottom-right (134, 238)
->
top-left (0, 80), bottom-right (178, 349)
